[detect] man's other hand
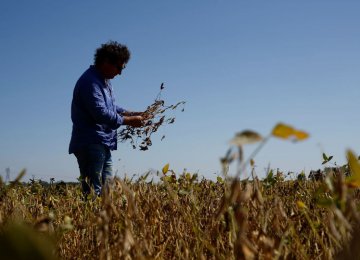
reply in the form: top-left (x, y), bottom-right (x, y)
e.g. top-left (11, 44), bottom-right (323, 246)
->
top-left (123, 116), bottom-right (143, 127)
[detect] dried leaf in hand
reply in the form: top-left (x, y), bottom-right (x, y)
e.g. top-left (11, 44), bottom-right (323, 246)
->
top-left (118, 83), bottom-right (185, 151)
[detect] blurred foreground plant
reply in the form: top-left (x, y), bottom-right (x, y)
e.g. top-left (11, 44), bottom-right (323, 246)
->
top-left (2, 126), bottom-right (360, 259)
top-left (221, 122), bottom-right (309, 178)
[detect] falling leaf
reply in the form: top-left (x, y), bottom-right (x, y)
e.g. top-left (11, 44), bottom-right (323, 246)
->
top-left (272, 123), bottom-right (295, 139)
top-left (346, 150), bottom-right (360, 188)
top-left (162, 163), bottom-right (170, 175)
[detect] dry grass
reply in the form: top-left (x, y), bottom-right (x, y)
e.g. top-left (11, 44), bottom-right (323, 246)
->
top-left (0, 170), bottom-right (360, 259)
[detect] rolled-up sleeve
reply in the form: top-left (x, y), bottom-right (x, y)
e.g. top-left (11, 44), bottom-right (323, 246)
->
top-left (82, 82), bottom-right (124, 129)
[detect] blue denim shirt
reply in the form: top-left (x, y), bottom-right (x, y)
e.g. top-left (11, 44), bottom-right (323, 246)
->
top-left (69, 66), bottom-right (126, 154)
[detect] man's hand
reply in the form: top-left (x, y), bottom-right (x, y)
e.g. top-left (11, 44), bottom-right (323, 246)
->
top-left (141, 112), bottom-right (155, 121)
top-left (123, 116), bottom-right (143, 127)
top-left (122, 111), bottom-right (143, 117)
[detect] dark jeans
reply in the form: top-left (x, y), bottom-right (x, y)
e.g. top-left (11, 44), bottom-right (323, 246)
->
top-left (74, 144), bottom-right (113, 196)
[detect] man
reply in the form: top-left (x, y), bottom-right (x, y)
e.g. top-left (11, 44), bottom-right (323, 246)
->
top-left (69, 41), bottom-right (143, 197)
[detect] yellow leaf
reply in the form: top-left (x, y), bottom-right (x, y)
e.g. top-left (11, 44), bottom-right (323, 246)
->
top-left (162, 163), bottom-right (170, 175)
top-left (296, 200), bottom-right (307, 209)
top-left (250, 159), bottom-right (255, 167)
top-left (272, 123), bottom-right (295, 139)
top-left (272, 123), bottom-right (309, 142)
top-left (346, 150), bottom-right (360, 188)
top-left (293, 130), bottom-right (309, 141)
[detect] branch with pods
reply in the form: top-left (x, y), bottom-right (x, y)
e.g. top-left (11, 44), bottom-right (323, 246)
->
top-left (118, 83), bottom-right (186, 151)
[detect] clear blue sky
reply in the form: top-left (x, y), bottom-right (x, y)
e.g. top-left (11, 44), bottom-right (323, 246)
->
top-left (0, 1), bottom-right (359, 182)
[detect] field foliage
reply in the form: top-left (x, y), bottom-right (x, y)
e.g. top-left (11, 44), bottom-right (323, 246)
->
top-left (0, 168), bottom-right (360, 259)
top-left (1, 123), bottom-right (360, 259)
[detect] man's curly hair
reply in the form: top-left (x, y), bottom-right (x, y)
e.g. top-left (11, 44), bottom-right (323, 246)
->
top-left (94, 41), bottom-right (131, 66)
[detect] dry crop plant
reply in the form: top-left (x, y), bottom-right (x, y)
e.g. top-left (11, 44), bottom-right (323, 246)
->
top-left (218, 123), bottom-right (360, 259)
top-left (118, 83), bottom-right (185, 151)
top-left (1, 123), bottom-right (360, 259)
top-left (0, 170), bottom-right (231, 259)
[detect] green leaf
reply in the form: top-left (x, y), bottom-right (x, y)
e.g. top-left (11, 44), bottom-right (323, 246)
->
top-left (323, 153), bottom-right (328, 161)
top-left (322, 153), bottom-right (333, 164)
top-left (346, 150), bottom-right (360, 188)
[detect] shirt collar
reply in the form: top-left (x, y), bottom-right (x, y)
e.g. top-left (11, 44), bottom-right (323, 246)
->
top-left (89, 65), bottom-right (107, 84)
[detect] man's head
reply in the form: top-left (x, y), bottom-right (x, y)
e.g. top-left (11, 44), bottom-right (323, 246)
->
top-left (94, 41), bottom-right (131, 79)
